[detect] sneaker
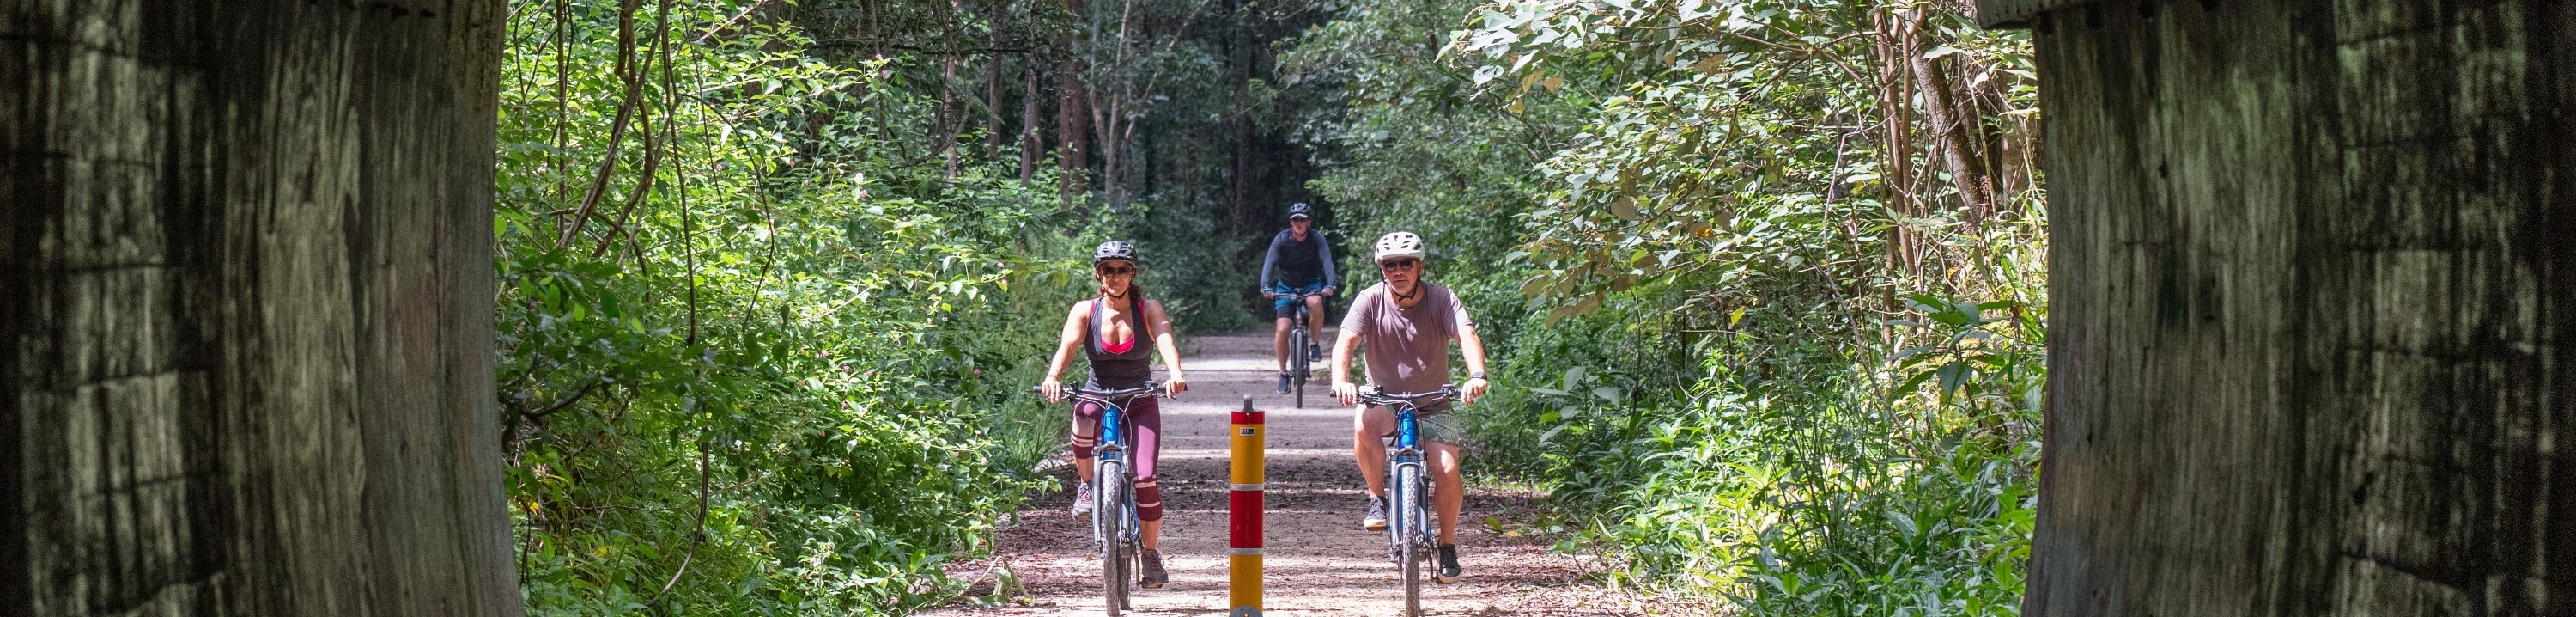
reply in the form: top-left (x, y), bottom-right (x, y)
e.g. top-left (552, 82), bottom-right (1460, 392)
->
top-left (1436, 544), bottom-right (1461, 583)
top-left (1362, 495), bottom-right (1388, 530)
top-left (1306, 342), bottom-right (1324, 363)
top-left (1275, 372), bottom-right (1291, 394)
top-left (1139, 549), bottom-right (1169, 588)
top-left (1072, 480), bottom-right (1095, 518)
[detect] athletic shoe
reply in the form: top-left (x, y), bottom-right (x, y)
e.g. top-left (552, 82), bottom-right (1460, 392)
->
top-left (1436, 544), bottom-right (1461, 583)
top-left (1276, 372), bottom-right (1291, 394)
top-left (1306, 342), bottom-right (1324, 363)
top-left (1139, 549), bottom-right (1169, 588)
top-left (1072, 480), bottom-right (1095, 518)
top-left (1362, 495), bottom-right (1388, 530)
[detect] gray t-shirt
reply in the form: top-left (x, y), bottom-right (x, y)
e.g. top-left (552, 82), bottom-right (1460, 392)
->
top-left (1340, 281), bottom-right (1473, 409)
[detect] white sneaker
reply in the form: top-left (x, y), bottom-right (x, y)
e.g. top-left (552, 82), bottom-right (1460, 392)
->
top-left (1072, 480), bottom-right (1095, 518)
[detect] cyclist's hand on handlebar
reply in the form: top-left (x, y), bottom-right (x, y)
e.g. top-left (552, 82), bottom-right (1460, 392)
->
top-left (1333, 381), bottom-right (1359, 406)
top-left (1461, 377), bottom-right (1490, 405)
top-left (1039, 379), bottom-right (1065, 403)
top-left (1320, 288), bottom-right (1335, 296)
top-left (1163, 376), bottom-right (1189, 399)
top-left (1262, 290), bottom-right (1279, 299)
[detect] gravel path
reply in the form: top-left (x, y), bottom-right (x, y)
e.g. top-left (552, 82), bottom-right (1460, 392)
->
top-left (926, 331), bottom-right (1656, 617)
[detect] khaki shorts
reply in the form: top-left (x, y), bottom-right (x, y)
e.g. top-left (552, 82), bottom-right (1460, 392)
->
top-left (1376, 408), bottom-right (1463, 445)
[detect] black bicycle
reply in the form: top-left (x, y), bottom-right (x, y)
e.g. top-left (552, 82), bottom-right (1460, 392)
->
top-left (1042, 382), bottom-right (1163, 615)
top-left (1274, 288), bottom-right (1327, 408)
top-left (1358, 384), bottom-right (1460, 617)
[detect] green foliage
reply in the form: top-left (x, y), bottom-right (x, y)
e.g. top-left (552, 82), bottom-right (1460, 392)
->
top-left (1289, 0), bottom-right (2049, 614)
top-left (496, 1), bottom-right (1089, 613)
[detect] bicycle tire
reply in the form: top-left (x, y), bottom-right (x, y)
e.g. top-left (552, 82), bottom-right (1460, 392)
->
top-left (1120, 473), bottom-right (1138, 609)
top-left (1098, 461), bottom-right (1127, 616)
top-left (1396, 462), bottom-right (1425, 616)
top-left (1291, 327), bottom-right (1308, 408)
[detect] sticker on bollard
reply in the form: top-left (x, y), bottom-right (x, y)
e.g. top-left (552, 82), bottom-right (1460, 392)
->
top-left (1230, 608), bottom-right (1263, 617)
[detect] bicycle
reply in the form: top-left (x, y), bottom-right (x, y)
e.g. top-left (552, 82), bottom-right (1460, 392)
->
top-left (1273, 288), bottom-right (1327, 408)
top-left (1357, 383), bottom-right (1460, 617)
top-left (1041, 382), bottom-right (1164, 616)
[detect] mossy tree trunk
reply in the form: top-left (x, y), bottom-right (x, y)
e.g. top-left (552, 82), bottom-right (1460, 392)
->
top-left (0, 1), bottom-right (522, 614)
top-left (1984, 0), bottom-right (2574, 614)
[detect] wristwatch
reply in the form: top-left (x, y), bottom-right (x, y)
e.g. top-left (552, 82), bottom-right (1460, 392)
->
top-left (1470, 371), bottom-right (1486, 380)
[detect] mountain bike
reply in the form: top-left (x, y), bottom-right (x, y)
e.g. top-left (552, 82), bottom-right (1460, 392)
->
top-left (1044, 382), bottom-right (1163, 616)
top-left (1358, 384), bottom-right (1459, 617)
top-left (1280, 288), bottom-right (1327, 408)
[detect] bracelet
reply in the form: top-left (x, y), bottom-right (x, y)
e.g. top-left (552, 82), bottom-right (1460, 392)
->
top-left (1470, 371), bottom-right (1486, 380)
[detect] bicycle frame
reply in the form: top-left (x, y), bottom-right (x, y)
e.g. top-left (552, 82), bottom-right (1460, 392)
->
top-left (1360, 384), bottom-right (1463, 554)
top-left (1358, 385), bottom-right (1455, 617)
top-left (1278, 288), bottom-right (1325, 407)
top-left (1060, 382), bottom-right (1160, 615)
top-left (1070, 386), bottom-right (1157, 551)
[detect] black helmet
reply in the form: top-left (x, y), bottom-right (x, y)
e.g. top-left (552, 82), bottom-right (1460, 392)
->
top-left (1093, 241), bottom-right (1139, 265)
top-left (1286, 203), bottom-right (1312, 220)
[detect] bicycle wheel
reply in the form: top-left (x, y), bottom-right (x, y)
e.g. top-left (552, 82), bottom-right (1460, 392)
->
top-left (1098, 461), bottom-right (1127, 616)
top-left (1120, 473), bottom-right (1138, 609)
top-left (1291, 327), bottom-right (1308, 408)
top-left (1396, 462), bottom-right (1425, 616)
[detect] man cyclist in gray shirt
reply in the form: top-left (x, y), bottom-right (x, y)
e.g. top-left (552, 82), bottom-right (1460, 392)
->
top-left (1261, 203), bottom-right (1339, 394)
top-left (1330, 231), bottom-right (1492, 584)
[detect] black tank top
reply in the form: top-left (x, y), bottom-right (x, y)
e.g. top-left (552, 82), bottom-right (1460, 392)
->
top-left (1083, 296), bottom-right (1153, 389)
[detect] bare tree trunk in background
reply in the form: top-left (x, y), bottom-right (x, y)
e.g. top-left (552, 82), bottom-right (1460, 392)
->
top-left (1054, 0), bottom-right (1091, 207)
top-left (986, 1), bottom-right (1005, 157)
top-left (2002, 0), bottom-right (2576, 613)
top-left (1900, 7), bottom-right (1993, 231)
top-left (1022, 63), bottom-right (1042, 186)
top-left (0, 1), bottom-right (522, 615)
top-left (1871, 8), bottom-right (1923, 275)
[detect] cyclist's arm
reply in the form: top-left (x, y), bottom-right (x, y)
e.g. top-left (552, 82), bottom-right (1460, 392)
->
top-left (1457, 304), bottom-right (1490, 404)
top-left (1143, 299), bottom-right (1188, 394)
top-left (1042, 301), bottom-right (1090, 387)
top-left (1330, 329), bottom-right (1361, 387)
top-left (1257, 230), bottom-right (1286, 291)
top-left (1315, 231), bottom-right (1338, 290)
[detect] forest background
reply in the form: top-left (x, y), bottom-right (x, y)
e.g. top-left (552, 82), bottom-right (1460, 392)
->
top-left (493, 0), bottom-right (2044, 614)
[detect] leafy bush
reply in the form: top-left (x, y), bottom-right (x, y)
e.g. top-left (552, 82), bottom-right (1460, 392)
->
top-left (496, 1), bottom-right (1088, 612)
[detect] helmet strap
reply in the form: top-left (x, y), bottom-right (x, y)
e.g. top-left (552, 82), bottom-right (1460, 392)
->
top-left (1391, 280), bottom-right (1422, 301)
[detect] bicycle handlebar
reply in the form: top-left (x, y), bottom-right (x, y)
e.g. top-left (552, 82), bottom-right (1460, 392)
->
top-left (1356, 384), bottom-right (1459, 407)
top-left (1031, 382), bottom-right (1166, 405)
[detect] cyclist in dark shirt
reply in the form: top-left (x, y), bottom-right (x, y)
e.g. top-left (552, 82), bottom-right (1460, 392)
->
top-left (1261, 203), bottom-right (1339, 394)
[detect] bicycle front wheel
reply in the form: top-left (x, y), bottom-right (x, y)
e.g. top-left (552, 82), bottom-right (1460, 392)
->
top-left (1291, 328), bottom-right (1309, 408)
top-left (1395, 462), bottom-right (1425, 616)
top-left (1098, 461), bottom-right (1129, 616)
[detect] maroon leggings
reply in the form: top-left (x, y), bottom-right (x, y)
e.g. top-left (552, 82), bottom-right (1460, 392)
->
top-left (1071, 396), bottom-right (1163, 522)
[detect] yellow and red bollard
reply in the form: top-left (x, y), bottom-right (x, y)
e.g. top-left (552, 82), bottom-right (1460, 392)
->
top-left (1230, 395), bottom-right (1265, 616)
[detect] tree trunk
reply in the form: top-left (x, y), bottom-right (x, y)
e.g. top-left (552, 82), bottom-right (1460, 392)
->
top-left (1901, 7), bottom-right (1993, 230)
top-left (1022, 62), bottom-right (1042, 186)
top-left (0, 1), bottom-right (523, 614)
top-left (2010, 0), bottom-right (2575, 614)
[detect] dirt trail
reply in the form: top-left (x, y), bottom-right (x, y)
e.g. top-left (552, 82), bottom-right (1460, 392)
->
top-left (928, 331), bottom-right (1652, 616)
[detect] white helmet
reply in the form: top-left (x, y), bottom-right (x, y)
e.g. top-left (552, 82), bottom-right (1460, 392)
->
top-left (1372, 231), bottom-right (1426, 263)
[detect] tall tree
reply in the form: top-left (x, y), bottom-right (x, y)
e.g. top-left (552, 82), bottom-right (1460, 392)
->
top-left (1985, 0), bottom-right (2576, 613)
top-left (0, 1), bottom-right (522, 614)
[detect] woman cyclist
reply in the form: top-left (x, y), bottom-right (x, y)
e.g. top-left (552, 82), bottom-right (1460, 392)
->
top-left (1038, 241), bottom-right (1190, 588)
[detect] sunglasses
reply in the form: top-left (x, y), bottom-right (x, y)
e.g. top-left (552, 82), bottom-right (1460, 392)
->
top-left (1378, 259), bottom-right (1419, 272)
top-left (1096, 266), bottom-right (1137, 276)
